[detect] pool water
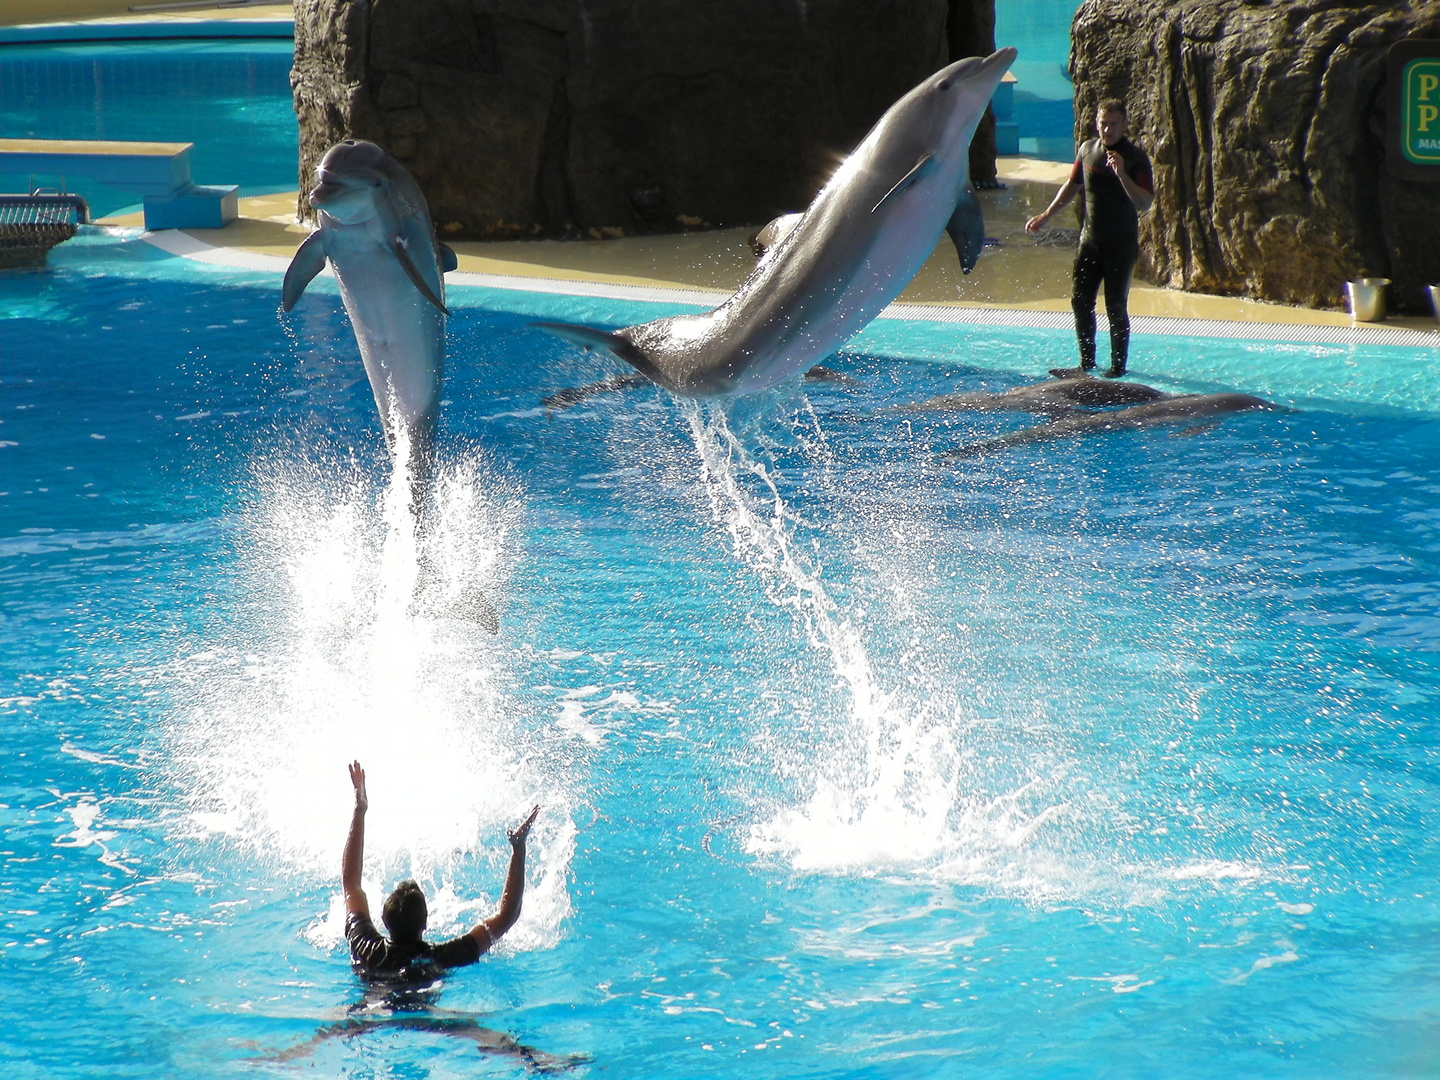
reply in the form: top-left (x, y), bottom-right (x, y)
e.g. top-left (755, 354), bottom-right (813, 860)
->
top-left (995, 0), bottom-right (1081, 158)
top-left (0, 40), bottom-right (297, 217)
top-left (4, 230), bottom-right (1440, 1077)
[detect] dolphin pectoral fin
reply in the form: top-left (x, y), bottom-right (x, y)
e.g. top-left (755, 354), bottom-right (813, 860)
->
top-left (1173, 423), bottom-right (1219, 437)
top-left (281, 231), bottom-right (327, 312)
top-left (392, 236), bottom-right (452, 316)
top-left (946, 184), bottom-right (986, 274)
top-left (439, 242), bottom-right (459, 273)
top-left (533, 322), bottom-right (662, 384)
top-left (872, 154), bottom-right (935, 214)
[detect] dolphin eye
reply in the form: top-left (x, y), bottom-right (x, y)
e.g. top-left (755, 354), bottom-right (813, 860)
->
top-left (938, 80), bottom-right (951, 90)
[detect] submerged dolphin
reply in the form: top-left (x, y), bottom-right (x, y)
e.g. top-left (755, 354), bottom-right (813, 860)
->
top-left (281, 139), bottom-right (458, 499)
top-left (909, 376), bottom-right (1168, 417)
top-left (538, 47), bottom-right (1018, 398)
top-left (941, 393), bottom-right (1277, 460)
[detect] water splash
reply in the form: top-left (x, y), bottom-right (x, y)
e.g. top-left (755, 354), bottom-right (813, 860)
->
top-left (685, 403), bottom-right (1273, 905)
top-left (166, 440), bottom-right (572, 945)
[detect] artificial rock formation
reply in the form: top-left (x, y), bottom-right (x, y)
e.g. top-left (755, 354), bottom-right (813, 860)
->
top-left (291, 0), bottom-right (996, 239)
top-left (1071, 0), bottom-right (1440, 311)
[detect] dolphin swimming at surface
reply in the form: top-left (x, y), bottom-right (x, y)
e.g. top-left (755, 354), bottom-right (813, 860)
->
top-left (281, 139), bottom-right (458, 504)
top-left (907, 375), bottom-right (1168, 417)
top-left (940, 392), bottom-right (1278, 460)
top-left (537, 47), bottom-right (1019, 398)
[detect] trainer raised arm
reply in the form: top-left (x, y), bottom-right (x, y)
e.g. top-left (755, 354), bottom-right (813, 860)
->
top-left (340, 760), bottom-right (540, 981)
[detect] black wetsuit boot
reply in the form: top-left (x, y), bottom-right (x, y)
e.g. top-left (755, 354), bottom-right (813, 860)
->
top-left (1105, 315), bottom-right (1131, 378)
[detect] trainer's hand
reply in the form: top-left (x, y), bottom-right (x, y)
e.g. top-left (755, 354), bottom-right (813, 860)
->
top-left (1024, 212), bottom-right (1048, 234)
top-left (508, 805), bottom-right (540, 847)
top-left (1106, 149), bottom-right (1125, 178)
top-left (348, 760), bottom-right (368, 813)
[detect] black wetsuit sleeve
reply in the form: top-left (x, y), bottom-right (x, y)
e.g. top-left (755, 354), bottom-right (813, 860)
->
top-left (346, 911), bottom-right (392, 971)
top-left (1127, 144), bottom-right (1154, 195)
top-left (428, 932), bottom-right (483, 970)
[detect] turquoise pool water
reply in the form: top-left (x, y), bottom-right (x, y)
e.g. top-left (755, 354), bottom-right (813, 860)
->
top-left (4, 230), bottom-right (1440, 1077)
top-left (996, 0), bottom-right (1081, 158)
top-left (0, 39), bottom-right (296, 217)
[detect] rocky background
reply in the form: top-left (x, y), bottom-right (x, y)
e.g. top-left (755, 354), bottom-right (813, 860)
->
top-left (291, 0), bottom-right (997, 240)
top-left (1071, 0), bottom-right (1440, 311)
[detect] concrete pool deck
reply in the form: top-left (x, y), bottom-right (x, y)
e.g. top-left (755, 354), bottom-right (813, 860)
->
top-left (96, 159), bottom-right (1440, 342)
top-left (14, 2), bottom-right (1434, 338)
top-left (0, 1), bottom-right (293, 30)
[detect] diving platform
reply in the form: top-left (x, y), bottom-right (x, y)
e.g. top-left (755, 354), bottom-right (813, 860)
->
top-left (0, 138), bottom-right (237, 230)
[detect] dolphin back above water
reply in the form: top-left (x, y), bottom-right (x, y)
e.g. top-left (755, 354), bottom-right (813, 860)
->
top-left (282, 140), bottom-right (457, 491)
top-left (908, 376), bottom-right (1169, 417)
top-left (941, 393), bottom-right (1278, 460)
top-left (539, 47), bottom-right (1018, 398)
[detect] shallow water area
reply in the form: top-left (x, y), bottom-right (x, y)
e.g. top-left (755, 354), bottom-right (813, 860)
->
top-left (5, 230), bottom-right (1440, 1077)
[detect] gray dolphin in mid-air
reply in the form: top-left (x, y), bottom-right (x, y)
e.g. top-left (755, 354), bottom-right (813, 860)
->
top-left (941, 392), bottom-right (1278, 460)
top-left (282, 139), bottom-right (458, 502)
top-left (537, 47), bottom-right (1018, 398)
top-left (281, 142), bottom-right (497, 632)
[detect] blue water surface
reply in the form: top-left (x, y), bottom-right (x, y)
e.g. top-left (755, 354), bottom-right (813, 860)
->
top-left (4, 231), bottom-right (1440, 1078)
top-left (0, 40), bottom-right (297, 216)
top-left (996, 0), bottom-right (1080, 157)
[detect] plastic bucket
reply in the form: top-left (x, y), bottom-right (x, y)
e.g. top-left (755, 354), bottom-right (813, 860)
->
top-left (1346, 278), bottom-right (1390, 322)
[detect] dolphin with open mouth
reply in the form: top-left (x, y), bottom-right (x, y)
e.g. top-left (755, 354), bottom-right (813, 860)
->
top-left (282, 140), bottom-right (457, 503)
top-left (537, 47), bottom-right (1017, 398)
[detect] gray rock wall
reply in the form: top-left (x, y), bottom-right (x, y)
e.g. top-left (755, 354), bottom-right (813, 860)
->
top-left (1070, 0), bottom-right (1440, 311)
top-left (291, 0), bottom-right (996, 239)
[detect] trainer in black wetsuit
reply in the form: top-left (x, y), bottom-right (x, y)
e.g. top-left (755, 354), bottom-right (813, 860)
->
top-left (341, 760), bottom-right (539, 984)
top-left (1026, 99), bottom-right (1154, 378)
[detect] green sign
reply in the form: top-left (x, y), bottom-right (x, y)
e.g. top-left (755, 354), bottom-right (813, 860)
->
top-left (1389, 39), bottom-right (1440, 179)
top-left (1402, 57), bottom-right (1440, 164)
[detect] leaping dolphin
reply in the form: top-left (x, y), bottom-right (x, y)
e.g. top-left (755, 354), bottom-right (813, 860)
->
top-left (941, 392), bottom-right (1278, 460)
top-left (281, 140), bottom-right (458, 503)
top-left (537, 47), bottom-right (1018, 398)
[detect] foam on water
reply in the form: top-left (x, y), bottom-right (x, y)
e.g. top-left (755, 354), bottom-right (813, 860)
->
top-left (165, 438), bottom-right (573, 948)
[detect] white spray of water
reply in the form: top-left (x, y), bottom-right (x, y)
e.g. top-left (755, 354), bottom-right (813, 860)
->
top-left (685, 405), bottom-right (1272, 904)
top-left (168, 439), bottom-right (572, 948)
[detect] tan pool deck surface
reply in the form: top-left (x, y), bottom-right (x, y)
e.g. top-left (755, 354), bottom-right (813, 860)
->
top-left (0, 1), bottom-right (292, 27)
top-left (9, 0), bottom-right (1437, 333)
top-left (94, 161), bottom-right (1440, 334)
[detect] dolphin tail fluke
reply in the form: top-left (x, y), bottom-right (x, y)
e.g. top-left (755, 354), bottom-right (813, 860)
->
top-left (534, 322), bottom-right (663, 384)
top-left (946, 184), bottom-right (986, 274)
top-left (281, 231), bottom-right (327, 312)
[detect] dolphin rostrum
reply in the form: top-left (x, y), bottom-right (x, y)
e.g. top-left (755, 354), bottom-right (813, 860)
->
top-left (537, 47), bottom-right (1018, 398)
top-left (281, 140), bottom-right (458, 500)
top-left (941, 393), bottom-right (1277, 460)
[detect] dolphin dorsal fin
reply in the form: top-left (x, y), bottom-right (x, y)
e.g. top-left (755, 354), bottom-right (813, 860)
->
top-left (946, 183), bottom-right (985, 274)
top-left (439, 242), bottom-right (458, 273)
top-left (392, 235), bottom-right (451, 316)
top-left (872, 154), bottom-right (934, 214)
top-left (281, 231), bottom-right (327, 312)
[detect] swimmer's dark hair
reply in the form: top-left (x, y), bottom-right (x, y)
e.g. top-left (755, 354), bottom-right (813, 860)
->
top-left (1097, 98), bottom-right (1127, 118)
top-left (382, 879), bottom-right (428, 942)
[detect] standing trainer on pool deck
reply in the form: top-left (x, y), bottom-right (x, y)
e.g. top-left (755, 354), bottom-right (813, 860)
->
top-left (1026, 98), bottom-right (1154, 379)
top-left (343, 761), bottom-right (539, 980)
